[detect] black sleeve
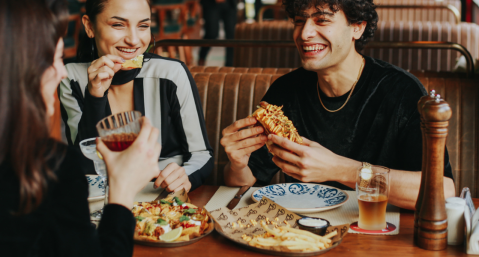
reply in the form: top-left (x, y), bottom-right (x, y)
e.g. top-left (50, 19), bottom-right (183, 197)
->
top-left (395, 81), bottom-right (454, 180)
top-left (98, 205), bottom-right (136, 257)
top-left (53, 147), bottom-right (135, 257)
top-left (74, 89), bottom-right (110, 147)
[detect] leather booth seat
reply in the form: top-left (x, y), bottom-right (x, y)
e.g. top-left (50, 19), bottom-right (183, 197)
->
top-left (191, 70), bottom-right (479, 197)
top-left (233, 20), bottom-right (479, 73)
top-left (375, 0), bottom-right (462, 24)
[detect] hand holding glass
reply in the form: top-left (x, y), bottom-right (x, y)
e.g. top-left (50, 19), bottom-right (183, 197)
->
top-left (80, 111), bottom-right (142, 218)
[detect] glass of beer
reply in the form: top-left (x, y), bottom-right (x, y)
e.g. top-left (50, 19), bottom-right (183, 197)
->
top-left (356, 164), bottom-right (390, 230)
top-left (96, 111), bottom-right (142, 151)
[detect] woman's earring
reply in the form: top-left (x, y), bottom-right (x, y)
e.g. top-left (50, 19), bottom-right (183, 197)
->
top-left (91, 38), bottom-right (95, 59)
top-left (144, 34), bottom-right (156, 62)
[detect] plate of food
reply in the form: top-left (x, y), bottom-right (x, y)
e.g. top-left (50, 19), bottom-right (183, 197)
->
top-left (132, 193), bottom-right (214, 247)
top-left (210, 196), bottom-right (349, 256)
top-left (86, 175), bottom-right (105, 202)
top-left (251, 183), bottom-right (348, 213)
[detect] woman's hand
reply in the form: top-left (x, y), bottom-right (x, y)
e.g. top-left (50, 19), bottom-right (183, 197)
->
top-left (87, 55), bottom-right (124, 98)
top-left (154, 163), bottom-right (192, 193)
top-left (96, 117), bottom-right (161, 209)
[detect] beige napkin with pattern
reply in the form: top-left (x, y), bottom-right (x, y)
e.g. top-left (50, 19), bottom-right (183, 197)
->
top-left (205, 186), bottom-right (400, 235)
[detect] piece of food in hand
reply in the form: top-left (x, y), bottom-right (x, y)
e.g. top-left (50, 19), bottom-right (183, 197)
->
top-left (122, 54), bottom-right (144, 68)
top-left (250, 101), bottom-right (303, 149)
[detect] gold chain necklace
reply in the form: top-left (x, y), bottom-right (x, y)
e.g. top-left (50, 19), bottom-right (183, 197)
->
top-left (317, 57), bottom-right (365, 113)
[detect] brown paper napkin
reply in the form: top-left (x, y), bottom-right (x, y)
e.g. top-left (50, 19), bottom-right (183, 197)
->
top-left (206, 186), bottom-right (400, 235)
top-left (209, 196), bottom-right (349, 253)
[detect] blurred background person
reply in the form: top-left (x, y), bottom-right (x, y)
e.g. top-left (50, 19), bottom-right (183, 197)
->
top-left (198, 0), bottom-right (237, 66)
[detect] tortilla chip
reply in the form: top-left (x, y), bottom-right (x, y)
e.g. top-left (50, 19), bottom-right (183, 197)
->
top-left (182, 226), bottom-right (201, 239)
top-left (174, 235), bottom-right (190, 242)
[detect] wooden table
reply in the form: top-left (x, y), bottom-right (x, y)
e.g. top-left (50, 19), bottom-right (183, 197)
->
top-left (133, 185), bottom-right (473, 256)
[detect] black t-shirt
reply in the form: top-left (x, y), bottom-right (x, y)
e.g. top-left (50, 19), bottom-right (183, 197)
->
top-left (248, 56), bottom-right (453, 190)
top-left (0, 142), bottom-right (135, 257)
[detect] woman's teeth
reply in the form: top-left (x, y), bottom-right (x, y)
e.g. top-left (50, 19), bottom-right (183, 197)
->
top-left (118, 48), bottom-right (137, 53)
top-left (303, 45), bottom-right (325, 52)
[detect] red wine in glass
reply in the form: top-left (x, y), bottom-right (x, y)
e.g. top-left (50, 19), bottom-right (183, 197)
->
top-left (102, 133), bottom-right (138, 151)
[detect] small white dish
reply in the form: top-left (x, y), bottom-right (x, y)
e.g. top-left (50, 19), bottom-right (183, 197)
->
top-left (251, 183), bottom-right (348, 213)
top-left (86, 175), bottom-right (105, 202)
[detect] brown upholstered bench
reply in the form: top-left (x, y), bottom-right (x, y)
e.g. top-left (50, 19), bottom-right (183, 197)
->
top-left (191, 70), bottom-right (479, 197)
top-left (234, 20), bottom-right (479, 72)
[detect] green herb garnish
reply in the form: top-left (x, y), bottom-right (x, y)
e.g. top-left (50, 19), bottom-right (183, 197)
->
top-left (179, 215), bottom-right (190, 222)
top-left (160, 199), bottom-right (172, 205)
top-left (183, 208), bottom-right (197, 214)
top-left (174, 197), bottom-right (184, 206)
top-left (156, 218), bottom-right (168, 225)
top-left (135, 216), bottom-right (144, 221)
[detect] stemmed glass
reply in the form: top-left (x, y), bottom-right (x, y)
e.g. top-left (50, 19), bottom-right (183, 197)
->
top-left (80, 138), bottom-right (107, 219)
top-left (80, 111), bottom-right (142, 219)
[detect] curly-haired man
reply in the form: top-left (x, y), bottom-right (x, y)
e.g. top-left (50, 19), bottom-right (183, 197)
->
top-left (220, 0), bottom-right (455, 210)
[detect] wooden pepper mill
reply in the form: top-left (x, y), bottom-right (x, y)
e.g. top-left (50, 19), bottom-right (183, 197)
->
top-left (414, 90), bottom-right (436, 244)
top-left (417, 94), bottom-right (451, 250)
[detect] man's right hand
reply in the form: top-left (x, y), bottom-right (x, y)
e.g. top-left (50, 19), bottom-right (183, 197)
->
top-left (220, 117), bottom-right (267, 171)
top-left (87, 55), bottom-right (124, 98)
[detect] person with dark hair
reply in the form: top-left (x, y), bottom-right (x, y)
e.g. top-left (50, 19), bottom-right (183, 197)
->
top-left (220, 0), bottom-right (455, 210)
top-left (198, 0), bottom-right (237, 66)
top-left (59, 0), bottom-right (213, 192)
top-left (0, 0), bottom-right (161, 256)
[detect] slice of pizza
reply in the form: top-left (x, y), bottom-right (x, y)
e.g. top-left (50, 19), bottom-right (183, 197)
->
top-left (122, 54), bottom-right (144, 68)
top-left (251, 101), bottom-right (303, 148)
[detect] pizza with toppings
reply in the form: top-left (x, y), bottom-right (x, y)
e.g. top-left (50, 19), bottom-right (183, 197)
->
top-left (132, 196), bottom-right (211, 243)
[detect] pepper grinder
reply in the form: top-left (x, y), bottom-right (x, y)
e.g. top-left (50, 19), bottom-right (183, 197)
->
top-left (417, 94), bottom-right (451, 250)
top-left (414, 90), bottom-right (436, 244)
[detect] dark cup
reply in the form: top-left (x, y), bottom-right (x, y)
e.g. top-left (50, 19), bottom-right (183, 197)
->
top-left (296, 217), bottom-right (330, 236)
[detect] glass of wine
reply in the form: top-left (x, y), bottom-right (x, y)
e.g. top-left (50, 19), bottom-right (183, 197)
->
top-left (82, 111), bottom-right (142, 219)
top-left (356, 164), bottom-right (390, 230)
top-left (96, 111), bottom-right (142, 151)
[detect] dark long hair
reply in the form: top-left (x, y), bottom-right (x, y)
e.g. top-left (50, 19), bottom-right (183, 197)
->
top-left (0, 0), bottom-right (69, 214)
top-left (77, 0), bottom-right (152, 62)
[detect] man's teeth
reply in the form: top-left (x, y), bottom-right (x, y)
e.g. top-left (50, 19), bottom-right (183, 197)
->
top-left (302, 45), bottom-right (325, 51)
top-left (118, 48), bottom-right (137, 53)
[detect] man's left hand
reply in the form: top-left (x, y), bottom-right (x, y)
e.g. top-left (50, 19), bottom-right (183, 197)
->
top-left (268, 134), bottom-right (341, 183)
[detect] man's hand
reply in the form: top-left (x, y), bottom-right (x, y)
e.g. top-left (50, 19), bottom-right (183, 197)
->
top-left (154, 163), bottom-right (192, 193)
top-left (220, 117), bottom-right (267, 172)
top-left (268, 135), bottom-right (343, 183)
top-left (87, 55), bottom-right (124, 98)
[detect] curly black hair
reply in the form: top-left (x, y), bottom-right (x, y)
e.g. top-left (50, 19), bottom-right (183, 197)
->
top-left (282, 0), bottom-right (378, 51)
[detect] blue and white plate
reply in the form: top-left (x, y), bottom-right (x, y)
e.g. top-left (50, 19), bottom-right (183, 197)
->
top-left (251, 183), bottom-right (349, 213)
top-left (86, 175), bottom-right (105, 202)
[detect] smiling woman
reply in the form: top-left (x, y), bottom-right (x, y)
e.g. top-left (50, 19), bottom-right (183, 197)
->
top-left (59, 0), bottom-right (213, 193)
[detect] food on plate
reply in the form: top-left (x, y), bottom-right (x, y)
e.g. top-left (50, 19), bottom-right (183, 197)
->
top-left (250, 101), bottom-right (303, 149)
top-left (122, 55), bottom-right (144, 68)
top-left (132, 196), bottom-right (210, 242)
top-left (241, 221), bottom-right (337, 252)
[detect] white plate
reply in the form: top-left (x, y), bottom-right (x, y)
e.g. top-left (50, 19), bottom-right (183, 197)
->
top-left (251, 183), bottom-right (348, 213)
top-left (86, 175), bottom-right (105, 202)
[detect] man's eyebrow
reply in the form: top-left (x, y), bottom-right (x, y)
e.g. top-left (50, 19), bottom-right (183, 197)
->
top-left (298, 11), bottom-right (334, 18)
